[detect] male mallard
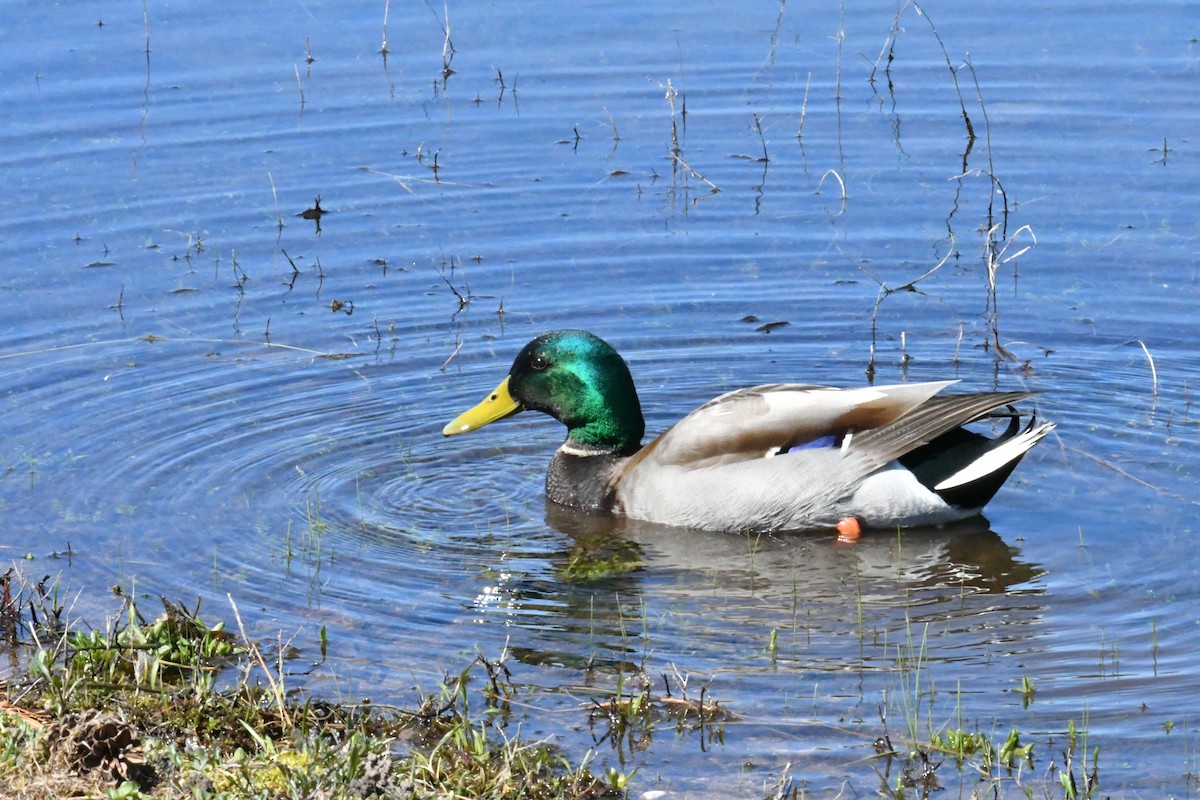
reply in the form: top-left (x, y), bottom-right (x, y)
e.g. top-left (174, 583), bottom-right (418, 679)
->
top-left (443, 330), bottom-right (1053, 534)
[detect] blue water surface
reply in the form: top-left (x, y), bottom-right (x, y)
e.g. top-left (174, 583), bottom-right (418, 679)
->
top-left (2, 0), bottom-right (1199, 795)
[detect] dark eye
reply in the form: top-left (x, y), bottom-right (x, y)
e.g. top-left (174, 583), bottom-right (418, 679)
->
top-left (530, 354), bottom-right (549, 372)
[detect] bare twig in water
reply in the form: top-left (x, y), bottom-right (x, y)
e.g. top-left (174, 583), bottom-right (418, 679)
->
top-left (963, 56), bottom-right (996, 218)
top-left (752, 114), bottom-right (769, 163)
top-left (1154, 137), bottom-right (1171, 166)
top-left (437, 254), bottom-right (473, 315)
top-left (764, 0), bottom-right (788, 68)
top-left (603, 107), bottom-right (620, 142)
top-left (919, 2), bottom-right (975, 152)
top-left (870, 1), bottom-right (976, 158)
top-left (359, 165), bottom-right (468, 191)
top-left (111, 284), bottom-right (126, 322)
top-left (983, 223), bottom-right (1036, 357)
top-left (267, 172), bottom-right (284, 231)
top-left (423, 0), bottom-right (455, 80)
top-left (669, 150), bottom-right (718, 193)
top-left (294, 65), bottom-right (305, 108)
top-left (664, 79), bottom-right (681, 154)
top-left (864, 2), bottom-right (1049, 370)
top-left (816, 169), bottom-right (847, 214)
top-left (441, 335), bottom-right (463, 372)
top-left (858, 242), bottom-right (957, 378)
top-left (281, 249), bottom-right (302, 290)
top-left (380, 0), bottom-right (390, 55)
top-left (358, 166), bottom-right (414, 194)
top-left (440, 1), bottom-right (455, 78)
top-left (1137, 339), bottom-right (1159, 396)
top-left (796, 71), bottom-right (812, 143)
top-left (1069, 445), bottom-right (1193, 501)
top-left (946, 96), bottom-right (1027, 359)
top-left (834, 0), bottom-right (845, 105)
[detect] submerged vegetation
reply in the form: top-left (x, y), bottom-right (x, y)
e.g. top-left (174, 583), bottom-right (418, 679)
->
top-left (872, 704), bottom-right (1101, 800)
top-left (866, 621), bottom-right (1104, 800)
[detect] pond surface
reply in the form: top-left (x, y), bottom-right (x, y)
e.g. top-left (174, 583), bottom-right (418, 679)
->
top-left (3, 0), bottom-right (1199, 795)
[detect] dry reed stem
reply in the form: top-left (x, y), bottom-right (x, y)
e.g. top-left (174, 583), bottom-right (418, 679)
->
top-left (227, 594), bottom-right (292, 729)
top-left (603, 107), bottom-right (620, 141)
top-left (294, 65), bottom-right (305, 107)
top-left (1137, 339), bottom-right (1158, 396)
top-left (870, 1), bottom-right (975, 152)
top-left (983, 223), bottom-right (1036, 356)
top-left (380, 0), bottom-right (390, 54)
top-left (669, 151), bottom-right (718, 192)
top-left (359, 166), bottom-right (415, 193)
top-left (1069, 445), bottom-right (1192, 501)
top-left (963, 56), bottom-right (998, 221)
top-left (267, 171), bottom-right (284, 230)
top-left (816, 169), bottom-right (847, 214)
top-left (797, 72), bottom-right (812, 141)
top-left (664, 79), bottom-right (681, 153)
top-left (752, 114), bottom-right (769, 162)
top-left (422, 0), bottom-right (455, 78)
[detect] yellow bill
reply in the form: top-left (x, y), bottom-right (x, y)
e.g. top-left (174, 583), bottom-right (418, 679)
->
top-left (442, 376), bottom-right (522, 436)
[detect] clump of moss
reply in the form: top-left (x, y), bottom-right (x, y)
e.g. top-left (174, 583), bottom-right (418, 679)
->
top-left (558, 539), bottom-right (643, 583)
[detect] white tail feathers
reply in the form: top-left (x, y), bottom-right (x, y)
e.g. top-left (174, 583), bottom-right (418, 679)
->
top-left (934, 422), bottom-right (1056, 492)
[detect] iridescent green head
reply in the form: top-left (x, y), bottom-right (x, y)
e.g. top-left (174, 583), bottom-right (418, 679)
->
top-left (443, 330), bottom-right (645, 454)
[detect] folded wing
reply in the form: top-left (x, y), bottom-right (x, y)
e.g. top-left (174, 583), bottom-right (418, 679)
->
top-left (644, 380), bottom-right (959, 470)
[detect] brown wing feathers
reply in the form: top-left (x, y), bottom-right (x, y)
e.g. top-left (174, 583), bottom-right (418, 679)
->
top-left (847, 391), bottom-right (1035, 472)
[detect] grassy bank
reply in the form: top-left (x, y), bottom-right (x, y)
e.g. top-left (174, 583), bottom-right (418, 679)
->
top-left (0, 572), bottom-right (628, 800)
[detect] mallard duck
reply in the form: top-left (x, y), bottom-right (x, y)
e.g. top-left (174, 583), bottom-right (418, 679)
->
top-left (442, 330), bottom-right (1053, 534)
